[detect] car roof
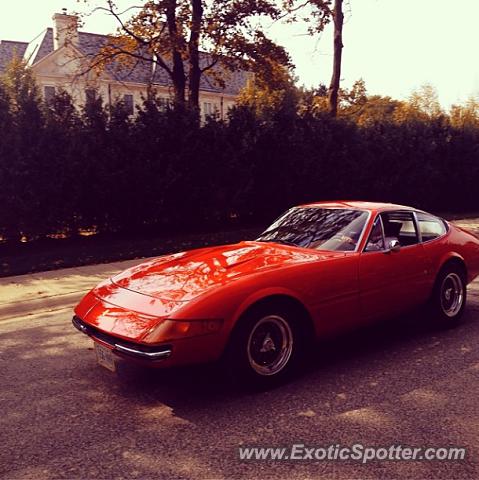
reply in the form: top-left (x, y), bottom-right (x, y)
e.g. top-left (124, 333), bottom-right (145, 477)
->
top-left (299, 200), bottom-right (420, 213)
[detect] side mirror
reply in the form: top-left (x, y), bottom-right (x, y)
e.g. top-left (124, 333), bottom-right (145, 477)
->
top-left (384, 237), bottom-right (401, 253)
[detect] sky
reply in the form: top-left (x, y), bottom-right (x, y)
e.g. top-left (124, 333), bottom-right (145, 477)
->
top-left (1, 0), bottom-right (478, 108)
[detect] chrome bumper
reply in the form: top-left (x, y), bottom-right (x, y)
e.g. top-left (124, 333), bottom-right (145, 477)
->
top-left (72, 315), bottom-right (172, 362)
top-left (113, 343), bottom-right (171, 360)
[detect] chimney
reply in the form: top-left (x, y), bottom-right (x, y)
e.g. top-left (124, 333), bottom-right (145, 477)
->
top-left (52, 10), bottom-right (79, 49)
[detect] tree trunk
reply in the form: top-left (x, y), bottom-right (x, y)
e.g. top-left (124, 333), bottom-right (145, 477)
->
top-left (328, 0), bottom-right (344, 117)
top-left (188, 0), bottom-right (203, 114)
top-left (165, 0), bottom-right (186, 107)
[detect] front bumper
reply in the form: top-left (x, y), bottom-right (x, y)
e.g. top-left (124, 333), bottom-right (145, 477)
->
top-left (72, 315), bottom-right (172, 362)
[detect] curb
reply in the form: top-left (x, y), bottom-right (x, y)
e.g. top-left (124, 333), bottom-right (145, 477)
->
top-left (0, 291), bottom-right (85, 322)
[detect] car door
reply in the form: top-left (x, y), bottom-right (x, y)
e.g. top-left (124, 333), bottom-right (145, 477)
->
top-left (305, 252), bottom-right (362, 337)
top-left (359, 211), bottom-right (430, 322)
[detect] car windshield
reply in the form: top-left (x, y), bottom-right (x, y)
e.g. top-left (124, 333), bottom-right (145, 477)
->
top-left (256, 207), bottom-right (369, 251)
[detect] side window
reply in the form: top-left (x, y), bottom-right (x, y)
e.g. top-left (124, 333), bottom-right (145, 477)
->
top-left (365, 216), bottom-right (385, 252)
top-left (416, 212), bottom-right (447, 242)
top-left (381, 211), bottom-right (419, 246)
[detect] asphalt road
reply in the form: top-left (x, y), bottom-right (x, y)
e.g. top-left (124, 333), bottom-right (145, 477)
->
top-left (2, 284), bottom-right (479, 479)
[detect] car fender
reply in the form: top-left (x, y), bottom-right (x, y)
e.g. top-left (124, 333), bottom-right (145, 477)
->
top-left (229, 286), bottom-right (312, 329)
top-left (435, 251), bottom-right (466, 280)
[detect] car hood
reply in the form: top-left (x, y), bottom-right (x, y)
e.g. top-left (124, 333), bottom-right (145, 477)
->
top-left (76, 241), bottom-right (345, 342)
top-left (108, 241), bottom-right (336, 303)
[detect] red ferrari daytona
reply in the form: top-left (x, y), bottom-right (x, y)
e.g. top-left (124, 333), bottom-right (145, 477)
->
top-left (73, 201), bottom-right (479, 386)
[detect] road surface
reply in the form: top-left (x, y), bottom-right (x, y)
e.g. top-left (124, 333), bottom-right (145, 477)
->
top-left (1, 283), bottom-right (479, 479)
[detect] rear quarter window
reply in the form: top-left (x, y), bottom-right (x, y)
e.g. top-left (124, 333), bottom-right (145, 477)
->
top-left (416, 212), bottom-right (447, 242)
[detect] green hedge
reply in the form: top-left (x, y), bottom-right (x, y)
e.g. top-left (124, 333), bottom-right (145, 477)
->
top-left (1, 83), bottom-right (478, 242)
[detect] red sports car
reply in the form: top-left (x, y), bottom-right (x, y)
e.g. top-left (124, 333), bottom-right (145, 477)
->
top-left (73, 201), bottom-right (479, 386)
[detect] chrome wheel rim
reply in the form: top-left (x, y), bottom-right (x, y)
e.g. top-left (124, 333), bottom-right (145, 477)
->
top-left (440, 273), bottom-right (464, 318)
top-left (247, 315), bottom-right (293, 376)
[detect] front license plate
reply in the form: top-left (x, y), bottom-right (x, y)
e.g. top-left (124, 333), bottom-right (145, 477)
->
top-left (94, 342), bottom-right (116, 372)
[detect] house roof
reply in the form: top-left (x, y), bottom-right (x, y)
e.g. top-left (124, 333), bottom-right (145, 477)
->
top-left (0, 40), bottom-right (28, 72)
top-left (0, 27), bottom-right (247, 96)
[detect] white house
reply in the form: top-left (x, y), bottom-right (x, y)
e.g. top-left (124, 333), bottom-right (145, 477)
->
top-left (0, 11), bottom-right (249, 119)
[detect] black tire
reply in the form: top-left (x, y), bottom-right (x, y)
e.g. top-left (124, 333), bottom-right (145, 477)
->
top-left (430, 263), bottom-right (467, 328)
top-left (224, 303), bottom-right (307, 389)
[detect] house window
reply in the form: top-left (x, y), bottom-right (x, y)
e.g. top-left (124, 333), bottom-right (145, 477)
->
top-left (44, 86), bottom-right (56, 105)
top-left (158, 97), bottom-right (170, 111)
top-left (123, 94), bottom-right (134, 115)
top-left (203, 102), bottom-right (212, 116)
top-left (85, 88), bottom-right (96, 104)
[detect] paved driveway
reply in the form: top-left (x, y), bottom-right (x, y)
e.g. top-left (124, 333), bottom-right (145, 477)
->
top-left (1, 280), bottom-right (479, 479)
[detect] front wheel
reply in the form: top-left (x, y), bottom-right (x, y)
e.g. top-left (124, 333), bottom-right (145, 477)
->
top-left (430, 264), bottom-right (467, 328)
top-left (225, 305), bottom-right (305, 388)
top-left (247, 314), bottom-right (294, 377)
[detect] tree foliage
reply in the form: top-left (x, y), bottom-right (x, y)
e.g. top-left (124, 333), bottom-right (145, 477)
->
top-left (90, 0), bottom-right (291, 112)
top-left (236, 65), bottom-right (298, 119)
top-left (450, 96), bottom-right (479, 130)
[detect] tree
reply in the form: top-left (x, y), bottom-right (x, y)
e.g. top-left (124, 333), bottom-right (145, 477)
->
top-left (297, 84), bottom-right (328, 114)
top-left (89, 0), bottom-right (291, 113)
top-left (1, 56), bottom-right (43, 133)
top-left (394, 83), bottom-right (443, 122)
top-left (450, 95), bottom-right (479, 130)
top-left (236, 64), bottom-right (299, 119)
top-left (0, 58), bottom-right (45, 239)
top-left (282, 0), bottom-right (343, 116)
top-left (327, 0), bottom-right (344, 117)
top-left (342, 78), bottom-right (366, 105)
top-left (353, 95), bottom-right (404, 126)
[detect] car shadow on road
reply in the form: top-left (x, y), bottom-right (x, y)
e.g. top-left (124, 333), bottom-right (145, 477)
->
top-left (110, 305), bottom-right (479, 416)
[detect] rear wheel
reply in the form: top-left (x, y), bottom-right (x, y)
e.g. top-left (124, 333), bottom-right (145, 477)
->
top-left (225, 304), bottom-right (306, 388)
top-left (430, 264), bottom-right (466, 328)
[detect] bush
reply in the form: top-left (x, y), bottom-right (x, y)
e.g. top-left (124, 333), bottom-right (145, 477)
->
top-left (1, 63), bottom-right (479, 242)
